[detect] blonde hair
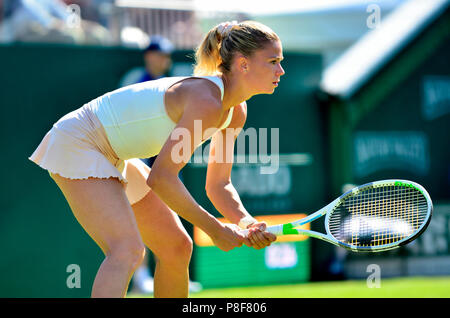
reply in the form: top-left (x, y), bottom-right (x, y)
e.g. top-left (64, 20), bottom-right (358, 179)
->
top-left (193, 21), bottom-right (279, 76)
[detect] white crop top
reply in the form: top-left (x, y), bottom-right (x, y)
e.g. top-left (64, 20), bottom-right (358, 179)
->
top-left (88, 76), bottom-right (233, 160)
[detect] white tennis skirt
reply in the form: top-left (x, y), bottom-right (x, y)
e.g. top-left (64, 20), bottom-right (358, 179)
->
top-left (29, 104), bottom-right (151, 205)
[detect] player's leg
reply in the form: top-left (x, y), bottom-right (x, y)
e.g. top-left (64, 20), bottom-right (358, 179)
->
top-left (131, 189), bottom-right (193, 298)
top-left (50, 173), bottom-right (146, 298)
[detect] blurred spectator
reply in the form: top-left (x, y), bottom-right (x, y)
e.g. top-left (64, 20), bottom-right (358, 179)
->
top-left (140, 35), bottom-right (174, 81)
top-left (119, 35), bottom-right (175, 86)
top-left (0, 0), bottom-right (113, 45)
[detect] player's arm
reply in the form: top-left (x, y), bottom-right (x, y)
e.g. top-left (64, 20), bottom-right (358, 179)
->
top-left (205, 102), bottom-right (276, 249)
top-left (205, 102), bottom-right (252, 225)
top-left (147, 81), bottom-right (244, 251)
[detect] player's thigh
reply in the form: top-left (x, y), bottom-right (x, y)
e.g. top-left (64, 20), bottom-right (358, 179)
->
top-left (50, 173), bottom-right (143, 255)
top-left (131, 189), bottom-right (192, 260)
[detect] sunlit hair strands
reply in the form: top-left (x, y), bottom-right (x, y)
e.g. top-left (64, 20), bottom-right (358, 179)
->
top-left (193, 21), bottom-right (280, 76)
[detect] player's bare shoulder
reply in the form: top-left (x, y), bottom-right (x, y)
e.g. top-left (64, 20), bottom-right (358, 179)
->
top-left (165, 78), bottom-right (223, 123)
top-left (170, 78), bottom-right (222, 106)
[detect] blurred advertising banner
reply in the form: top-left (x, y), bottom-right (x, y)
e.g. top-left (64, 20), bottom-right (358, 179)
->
top-left (193, 214), bottom-right (310, 288)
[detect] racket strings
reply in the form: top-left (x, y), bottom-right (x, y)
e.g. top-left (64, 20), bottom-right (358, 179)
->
top-left (329, 185), bottom-right (429, 248)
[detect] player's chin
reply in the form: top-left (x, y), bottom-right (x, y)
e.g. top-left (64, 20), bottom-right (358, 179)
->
top-left (262, 87), bottom-right (276, 94)
top-left (257, 85), bottom-right (278, 95)
top-left (269, 83), bottom-right (280, 93)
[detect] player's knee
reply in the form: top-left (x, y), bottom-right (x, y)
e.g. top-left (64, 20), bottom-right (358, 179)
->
top-left (172, 233), bottom-right (193, 263)
top-left (108, 239), bottom-right (146, 270)
top-left (159, 233), bottom-right (193, 265)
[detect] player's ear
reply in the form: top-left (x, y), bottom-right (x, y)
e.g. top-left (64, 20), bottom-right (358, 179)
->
top-left (233, 53), bottom-right (249, 74)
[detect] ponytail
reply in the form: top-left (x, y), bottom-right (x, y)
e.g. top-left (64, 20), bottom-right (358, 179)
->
top-left (193, 25), bottom-right (223, 76)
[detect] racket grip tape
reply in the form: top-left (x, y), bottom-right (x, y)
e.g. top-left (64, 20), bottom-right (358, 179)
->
top-left (240, 224), bottom-right (285, 237)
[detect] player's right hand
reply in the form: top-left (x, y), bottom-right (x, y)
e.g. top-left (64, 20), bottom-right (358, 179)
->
top-left (211, 223), bottom-right (245, 252)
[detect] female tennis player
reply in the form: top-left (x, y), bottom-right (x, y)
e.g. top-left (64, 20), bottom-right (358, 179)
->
top-left (29, 20), bottom-right (283, 298)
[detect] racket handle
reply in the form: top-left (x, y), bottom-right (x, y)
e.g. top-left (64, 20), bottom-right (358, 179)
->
top-left (267, 224), bottom-right (284, 236)
top-left (240, 224), bottom-right (284, 237)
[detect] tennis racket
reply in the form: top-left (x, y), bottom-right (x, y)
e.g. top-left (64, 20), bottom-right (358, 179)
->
top-left (242, 180), bottom-right (433, 252)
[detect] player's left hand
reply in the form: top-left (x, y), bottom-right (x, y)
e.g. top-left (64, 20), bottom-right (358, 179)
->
top-left (243, 222), bottom-right (277, 249)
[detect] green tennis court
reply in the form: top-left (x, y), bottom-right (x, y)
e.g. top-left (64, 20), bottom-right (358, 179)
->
top-left (127, 276), bottom-right (450, 298)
